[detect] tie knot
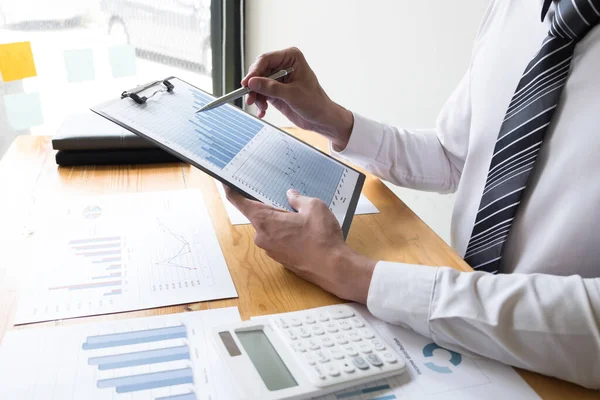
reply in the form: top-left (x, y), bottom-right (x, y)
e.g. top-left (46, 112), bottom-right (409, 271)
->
top-left (548, 0), bottom-right (600, 41)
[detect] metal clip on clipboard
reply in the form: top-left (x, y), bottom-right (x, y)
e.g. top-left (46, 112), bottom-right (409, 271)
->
top-left (121, 79), bottom-right (175, 104)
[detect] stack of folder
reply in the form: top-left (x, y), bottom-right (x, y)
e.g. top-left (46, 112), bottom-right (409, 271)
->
top-left (52, 113), bottom-right (180, 166)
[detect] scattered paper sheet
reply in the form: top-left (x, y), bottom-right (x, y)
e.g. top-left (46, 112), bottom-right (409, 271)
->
top-left (215, 181), bottom-right (379, 225)
top-left (2, 92), bottom-right (44, 130)
top-left (251, 305), bottom-right (541, 400)
top-left (109, 45), bottom-right (137, 78)
top-left (63, 48), bottom-right (96, 83)
top-left (0, 41), bottom-right (37, 82)
top-left (15, 190), bottom-right (238, 324)
top-left (0, 307), bottom-right (242, 400)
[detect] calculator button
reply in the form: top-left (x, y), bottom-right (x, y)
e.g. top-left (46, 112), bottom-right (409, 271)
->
top-left (311, 326), bottom-right (325, 336)
top-left (350, 318), bottom-right (365, 328)
top-left (298, 327), bottom-right (311, 338)
top-left (328, 306), bottom-right (355, 319)
top-left (303, 315), bottom-right (317, 324)
top-left (366, 354), bottom-right (384, 367)
top-left (316, 350), bottom-right (330, 363)
top-left (292, 342), bottom-right (307, 352)
top-left (381, 352), bottom-right (398, 364)
top-left (330, 348), bottom-right (345, 360)
top-left (307, 339), bottom-right (321, 351)
top-left (286, 329), bottom-right (297, 340)
top-left (325, 363), bottom-right (341, 377)
top-left (347, 332), bottom-right (362, 342)
top-left (320, 336), bottom-right (335, 347)
top-left (342, 361), bottom-right (356, 373)
top-left (316, 312), bottom-right (330, 322)
top-left (371, 339), bottom-right (386, 351)
top-left (312, 365), bottom-right (326, 380)
top-left (344, 345), bottom-right (359, 357)
top-left (324, 322), bottom-right (338, 333)
top-left (358, 343), bottom-right (372, 354)
top-left (360, 328), bottom-right (375, 339)
top-left (338, 321), bottom-right (352, 331)
top-left (352, 356), bottom-right (370, 370)
top-left (290, 317), bottom-right (303, 327)
top-left (277, 317), bottom-right (290, 329)
top-left (334, 334), bottom-right (349, 345)
top-left (305, 353), bottom-right (317, 365)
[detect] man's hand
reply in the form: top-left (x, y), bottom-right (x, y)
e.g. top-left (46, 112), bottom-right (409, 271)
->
top-left (224, 185), bottom-right (376, 303)
top-left (242, 47), bottom-right (354, 151)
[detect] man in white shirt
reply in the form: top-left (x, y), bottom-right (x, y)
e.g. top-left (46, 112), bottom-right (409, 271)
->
top-left (225, 0), bottom-right (600, 389)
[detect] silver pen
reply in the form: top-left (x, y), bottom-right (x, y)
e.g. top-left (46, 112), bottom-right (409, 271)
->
top-left (196, 67), bottom-right (294, 113)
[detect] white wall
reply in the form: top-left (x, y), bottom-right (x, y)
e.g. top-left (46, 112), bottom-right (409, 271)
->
top-left (245, 0), bottom-right (489, 244)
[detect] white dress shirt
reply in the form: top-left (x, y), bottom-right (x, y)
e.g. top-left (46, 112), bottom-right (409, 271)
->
top-left (333, 0), bottom-right (600, 389)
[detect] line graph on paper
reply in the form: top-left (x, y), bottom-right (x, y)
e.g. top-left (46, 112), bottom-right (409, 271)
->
top-left (149, 218), bottom-right (216, 293)
top-left (155, 219), bottom-right (195, 270)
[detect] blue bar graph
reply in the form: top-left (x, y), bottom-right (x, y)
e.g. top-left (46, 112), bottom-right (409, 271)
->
top-left (189, 89), bottom-right (264, 168)
top-left (106, 264), bottom-right (121, 270)
top-left (103, 289), bottom-right (122, 296)
top-left (88, 345), bottom-right (190, 370)
top-left (97, 367), bottom-right (194, 393)
top-left (156, 393), bottom-right (197, 400)
top-left (336, 384), bottom-right (392, 399)
top-left (82, 325), bottom-right (187, 349)
top-left (371, 395), bottom-right (396, 400)
top-left (92, 272), bottom-right (121, 280)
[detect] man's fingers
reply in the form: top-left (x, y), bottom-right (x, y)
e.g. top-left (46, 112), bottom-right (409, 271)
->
top-left (223, 185), bottom-right (271, 221)
top-left (248, 77), bottom-right (291, 101)
top-left (287, 189), bottom-right (319, 212)
top-left (241, 49), bottom-right (291, 86)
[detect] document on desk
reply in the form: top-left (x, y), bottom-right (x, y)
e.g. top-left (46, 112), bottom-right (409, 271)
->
top-left (0, 307), bottom-right (242, 399)
top-left (215, 180), bottom-right (379, 225)
top-left (252, 305), bottom-right (541, 400)
top-left (14, 190), bottom-right (238, 324)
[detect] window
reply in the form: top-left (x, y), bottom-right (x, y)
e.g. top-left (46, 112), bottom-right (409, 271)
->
top-left (0, 0), bottom-right (243, 156)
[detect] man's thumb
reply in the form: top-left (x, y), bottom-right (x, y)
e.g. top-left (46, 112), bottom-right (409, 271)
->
top-left (287, 189), bottom-right (310, 211)
top-left (248, 77), bottom-right (287, 100)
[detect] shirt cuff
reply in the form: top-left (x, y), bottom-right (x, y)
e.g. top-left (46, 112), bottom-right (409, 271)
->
top-left (366, 261), bottom-right (438, 338)
top-left (330, 112), bottom-right (385, 164)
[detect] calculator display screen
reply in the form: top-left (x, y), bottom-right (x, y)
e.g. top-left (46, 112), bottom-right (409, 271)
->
top-left (236, 329), bottom-right (298, 391)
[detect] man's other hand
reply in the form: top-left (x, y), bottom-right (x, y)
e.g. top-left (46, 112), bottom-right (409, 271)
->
top-left (224, 185), bottom-right (376, 303)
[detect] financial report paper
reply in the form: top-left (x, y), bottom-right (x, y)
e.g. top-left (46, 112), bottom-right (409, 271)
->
top-left (15, 190), bottom-right (237, 324)
top-left (0, 307), bottom-right (242, 400)
top-left (92, 78), bottom-right (364, 231)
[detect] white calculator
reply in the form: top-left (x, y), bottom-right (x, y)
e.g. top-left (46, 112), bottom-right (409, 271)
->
top-left (212, 304), bottom-right (406, 400)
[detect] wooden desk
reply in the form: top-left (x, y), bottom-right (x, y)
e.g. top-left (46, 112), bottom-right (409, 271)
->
top-left (0, 130), bottom-right (596, 400)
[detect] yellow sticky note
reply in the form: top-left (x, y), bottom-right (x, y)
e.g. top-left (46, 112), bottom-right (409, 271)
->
top-left (0, 42), bottom-right (37, 82)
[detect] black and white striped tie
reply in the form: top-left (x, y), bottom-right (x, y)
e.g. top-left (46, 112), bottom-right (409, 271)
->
top-left (465, 0), bottom-right (600, 273)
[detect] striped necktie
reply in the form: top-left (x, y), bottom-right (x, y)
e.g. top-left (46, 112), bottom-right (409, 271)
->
top-left (464, 0), bottom-right (600, 273)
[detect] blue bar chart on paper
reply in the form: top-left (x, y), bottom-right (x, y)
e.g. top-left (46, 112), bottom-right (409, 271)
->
top-left (0, 308), bottom-right (243, 400)
top-left (84, 325), bottom-right (194, 396)
top-left (189, 88), bottom-right (344, 209)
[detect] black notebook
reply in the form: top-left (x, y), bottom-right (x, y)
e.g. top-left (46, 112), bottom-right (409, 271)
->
top-left (52, 113), bottom-right (179, 165)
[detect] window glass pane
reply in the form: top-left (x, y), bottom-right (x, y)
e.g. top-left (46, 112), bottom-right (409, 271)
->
top-left (0, 0), bottom-right (213, 139)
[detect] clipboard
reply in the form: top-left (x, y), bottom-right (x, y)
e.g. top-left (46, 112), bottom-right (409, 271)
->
top-left (91, 77), bottom-right (365, 238)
